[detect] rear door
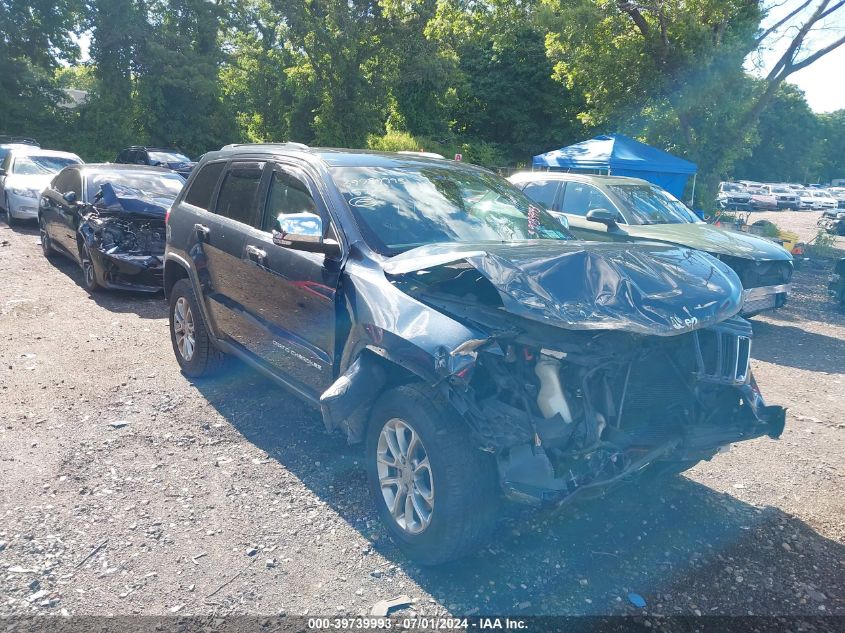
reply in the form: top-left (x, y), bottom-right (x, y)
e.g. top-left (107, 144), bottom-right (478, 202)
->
top-left (520, 179), bottom-right (562, 211)
top-left (234, 163), bottom-right (341, 394)
top-left (199, 160), bottom-right (267, 345)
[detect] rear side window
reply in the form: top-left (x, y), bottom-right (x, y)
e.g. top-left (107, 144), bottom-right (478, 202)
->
top-left (214, 161), bottom-right (265, 225)
top-left (521, 180), bottom-right (560, 210)
top-left (184, 161), bottom-right (226, 210)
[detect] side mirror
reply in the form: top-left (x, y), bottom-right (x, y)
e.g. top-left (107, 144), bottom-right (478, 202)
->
top-left (272, 212), bottom-right (341, 258)
top-left (0, 168), bottom-right (6, 177)
top-left (586, 208), bottom-right (620, 228)
top-left (62, 191), bottom-right (78, 205)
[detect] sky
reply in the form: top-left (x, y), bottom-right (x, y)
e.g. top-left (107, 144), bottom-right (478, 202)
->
top-left (747, 0), bottom-right (845, 113)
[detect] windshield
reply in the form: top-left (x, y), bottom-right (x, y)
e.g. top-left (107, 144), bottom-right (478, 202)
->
top-left (771, 186), bottom-right (791, 193)
top-left (607, 184), bottom-right (700, 225)
top-left (331, 165), bottom-right (573, 255)
top-left (812, 190), bottom-right (830, 197)
top-left (721, 183), bottom-right (743, 192)
top-left (87, 172), bottom-right (185, 200)
top-left (13, 155), bottom-right (80, 175)
top-left (148, 151), bottom-right (190, 164)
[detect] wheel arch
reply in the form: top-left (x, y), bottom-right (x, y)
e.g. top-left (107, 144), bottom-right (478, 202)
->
top-left (319, 348), bottom-right (430, 444)
top-left (163, 257), bottom-right (190, 300)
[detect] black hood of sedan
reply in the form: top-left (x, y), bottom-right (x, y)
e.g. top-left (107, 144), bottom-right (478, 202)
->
top-left (383, 241), bottom-right (743, 336)
top-left (93, 182), bottom-right (175, 220)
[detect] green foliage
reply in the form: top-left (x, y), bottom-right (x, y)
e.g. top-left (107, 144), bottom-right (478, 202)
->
top-left (0, 0), bottom-right (842, 187)
top-left (811, 229), bottom-right (837, 259)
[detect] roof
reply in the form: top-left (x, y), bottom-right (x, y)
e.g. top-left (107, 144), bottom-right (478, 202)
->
top-left (7, 148), bottom-right (81, 159)
top-left (533, 134), bottom-right (697, 175)
top-left (125, 146), bottom-right (180, 151)
top-left (204, 144), bottom-right (470, 171)
top-left (73, 163), bottom-right (176, 175)
top-left (510, 172), bottom-right (649, 187)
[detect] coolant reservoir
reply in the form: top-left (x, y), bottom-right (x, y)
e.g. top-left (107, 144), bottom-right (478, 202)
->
top-left (535, 357), bottom-right (573, 423)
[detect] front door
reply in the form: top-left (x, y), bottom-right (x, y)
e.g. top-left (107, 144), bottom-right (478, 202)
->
top-left (237, 164), bottom-right (341, 395)
top-left (559, 181), bottom-right (629, 242)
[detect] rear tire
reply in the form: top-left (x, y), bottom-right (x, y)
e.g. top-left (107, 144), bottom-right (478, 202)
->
top-left (168, 278), bottom-right (226, 377)
top-left (39, 217), bottom-right (54, 259)
top-left (365, 383), bottom-right (499, 565)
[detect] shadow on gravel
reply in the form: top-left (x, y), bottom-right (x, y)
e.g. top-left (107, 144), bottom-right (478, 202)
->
top-left (752, 320), bottom-right (845, 373)
top-left (190, 364), bottom-right (845, 616)
top-left (45, 247), bottom-right (167, 319)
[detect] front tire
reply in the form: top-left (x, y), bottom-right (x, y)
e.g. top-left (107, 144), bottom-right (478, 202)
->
top-left (365, 384), bottom-right (499, 565)
top-left (168, 278), bottom-right (226, 377)
top-left (80, 242), bottom-right (101, 292)
top-left (5, 196), bottom-right (17, 227)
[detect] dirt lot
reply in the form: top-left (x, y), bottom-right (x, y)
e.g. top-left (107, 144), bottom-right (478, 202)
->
top-left (1, 212), bottom-right (843, 620)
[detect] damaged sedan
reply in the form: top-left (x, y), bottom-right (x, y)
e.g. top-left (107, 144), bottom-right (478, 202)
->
top-left (164, 146), bottom-right (785, 565)
top-left (39, 164), bottom-right (184, 292)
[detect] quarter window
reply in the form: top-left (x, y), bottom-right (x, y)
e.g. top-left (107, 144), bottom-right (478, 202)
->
top-left (214, 161), bottom-right (265, 225)
top-left (560, 182), bottom-right (615, 217)
top-left (521, 180), bottom-right (560, 210)
top-left (184, 161), bottom-right (226, 211)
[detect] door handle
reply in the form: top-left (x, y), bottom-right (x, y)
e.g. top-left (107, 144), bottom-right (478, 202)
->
top-left (245, 245), bottom-right (267, 264)
top-left (194, 223), bottom-right (210, 241)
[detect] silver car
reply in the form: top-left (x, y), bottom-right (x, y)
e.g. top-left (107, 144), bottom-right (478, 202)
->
top-left (0, 148), bottom-right (82, 225)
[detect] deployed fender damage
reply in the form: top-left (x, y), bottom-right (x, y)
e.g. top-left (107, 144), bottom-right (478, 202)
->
top-left (78, 182), bottom-right (167, 291)
top-left (321, 240), bottom-right (786, 505)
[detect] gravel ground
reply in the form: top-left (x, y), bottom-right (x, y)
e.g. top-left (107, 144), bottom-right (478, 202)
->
top-left (0, 214), bottom-right (843, 620)
top-left (741, 208), bottom-right (845, 248)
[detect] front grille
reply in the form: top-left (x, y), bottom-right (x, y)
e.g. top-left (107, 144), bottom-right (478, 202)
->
top-left (724, 257), bottom-right (793, 289)
top-left (693, 317), bottom-right (752, 385)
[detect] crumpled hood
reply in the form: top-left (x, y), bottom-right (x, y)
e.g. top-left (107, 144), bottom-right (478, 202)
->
top-left (621, 223), bottom-right (792, 261)
top-left (384, 240), bottom-right (744, 336)
top-left (92, 182), bottom-right (174, 219)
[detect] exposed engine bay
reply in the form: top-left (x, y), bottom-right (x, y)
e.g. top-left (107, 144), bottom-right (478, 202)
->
top-left (446, 319), bottom-right (782, 504)
top-left (77, 182), bottom-right (167, 291)
top-left (84, 213), bottom-right (165, 257)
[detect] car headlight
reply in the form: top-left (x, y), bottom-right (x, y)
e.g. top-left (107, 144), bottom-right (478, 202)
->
top-left (9, 187), bottom-right (39, 199)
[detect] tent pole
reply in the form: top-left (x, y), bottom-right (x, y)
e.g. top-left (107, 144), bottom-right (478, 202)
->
top-left (690, 174), bottom-right (697, 206)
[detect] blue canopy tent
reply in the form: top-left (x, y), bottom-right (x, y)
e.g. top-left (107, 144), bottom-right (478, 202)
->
top-left (532, 134), bottom-right (698, 201)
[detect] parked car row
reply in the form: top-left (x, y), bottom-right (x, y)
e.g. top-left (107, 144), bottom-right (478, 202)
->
top-left (718, 180), bottom-right (842, 211)
top-left (6, 142), bottom-right (789, 565)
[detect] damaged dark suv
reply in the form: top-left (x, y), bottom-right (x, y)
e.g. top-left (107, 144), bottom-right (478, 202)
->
top-left (163, 145), bottom-right (785, 565)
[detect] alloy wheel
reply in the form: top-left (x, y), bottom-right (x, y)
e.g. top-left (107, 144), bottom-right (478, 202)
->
top-left (173, 296), bottom-right (196, 362)
top-left (376, 418), bottom-right (434, 534)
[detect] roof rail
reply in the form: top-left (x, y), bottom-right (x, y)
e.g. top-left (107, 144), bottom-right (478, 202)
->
top-left (219, 142), bottom-right (310, 152)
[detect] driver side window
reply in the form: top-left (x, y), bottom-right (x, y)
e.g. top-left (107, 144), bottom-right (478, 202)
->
top-left (561, 182), bottom-right (615, 217)
top-left (261, 169), bottom-right (320, 233)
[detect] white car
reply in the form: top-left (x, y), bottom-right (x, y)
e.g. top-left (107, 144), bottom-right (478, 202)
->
top-left (0, 148), bottom-right (82, 225)
top-left (823, 187), bottom-right (845, 209)
top-left (799, 189), bottom-right (820, 210)
top-left (810, 189), bottom-right (838, 210)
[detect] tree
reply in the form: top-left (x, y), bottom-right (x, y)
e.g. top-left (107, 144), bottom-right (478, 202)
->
top-left (0, 0), bottom-right (83, 138)
top-left (134, 0), bottom-right (235, 155)
top-left (732, 84), bottom-right (820, 182)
